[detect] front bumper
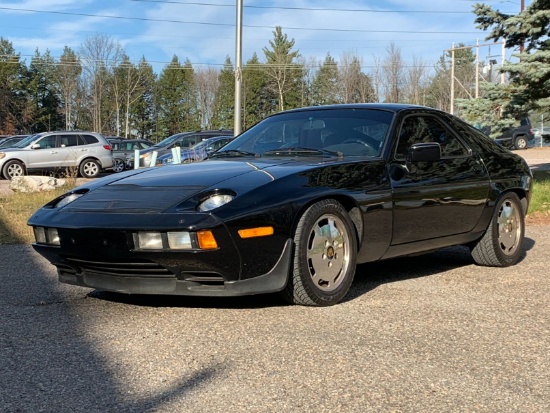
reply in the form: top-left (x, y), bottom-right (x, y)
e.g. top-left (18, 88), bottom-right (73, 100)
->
top-left (46, 238), bottom-right (292, 296)
top-left (31, 221), bottom-right (293, 297)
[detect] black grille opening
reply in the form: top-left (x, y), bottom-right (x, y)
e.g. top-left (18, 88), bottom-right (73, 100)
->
top-left (64, 257), bottom-right (174, 277)
top-left (181, 272), bottom-right (225, 285)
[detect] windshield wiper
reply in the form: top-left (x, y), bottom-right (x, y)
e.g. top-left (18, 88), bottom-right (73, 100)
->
top-left (209, 149), bottom-right (259, 158)
top-left (263, 147), bottom-right (343, 157)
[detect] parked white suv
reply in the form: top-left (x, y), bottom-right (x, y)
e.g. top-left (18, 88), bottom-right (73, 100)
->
top-left (0, 131), bottom-right (114, 180)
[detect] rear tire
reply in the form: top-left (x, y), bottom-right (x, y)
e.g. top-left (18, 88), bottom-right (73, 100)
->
top-left (470, 192), bottom-right (524, 267)
top-left (281, 199), bottom-right (357, 306)
top-left (514, 135), bottom-right (528, 150)
top-left (2, 160), bottom-right (26, 180)
top-left (79, 159), bottom-right (101, 178)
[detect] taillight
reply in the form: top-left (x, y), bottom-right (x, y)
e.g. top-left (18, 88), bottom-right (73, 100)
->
top-left (103, 145), bottom-right (112, 151)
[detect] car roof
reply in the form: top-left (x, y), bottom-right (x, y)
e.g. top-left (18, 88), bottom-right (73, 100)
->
top-left (280, 103), bottom-right (427, 115)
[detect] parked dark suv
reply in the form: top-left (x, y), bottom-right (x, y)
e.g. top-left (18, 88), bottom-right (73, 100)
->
top-left (106, 137), bottom-right (154, 172)
top-left (128, 130), bottom-right (233, 168)
top-left (495, 118), bottom-right (535, 150)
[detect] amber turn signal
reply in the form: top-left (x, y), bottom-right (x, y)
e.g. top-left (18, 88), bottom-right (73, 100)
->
top-left (238, 226), bottom-right (274, 239)
top-left (197, 230), bottom-right (218, 249)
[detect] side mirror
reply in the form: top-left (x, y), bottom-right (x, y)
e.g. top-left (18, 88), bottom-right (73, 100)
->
top-left (408, 142), bottom-right (441, 163)
top-left (31, 143), bottom-right (41, 149)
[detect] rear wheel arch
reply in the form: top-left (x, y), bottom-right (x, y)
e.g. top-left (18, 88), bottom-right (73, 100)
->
top-left (79, 157), bottom-right (102, 178)
top-left (470, 190), bottom-right (525, 267)
top-left (514, 134), bottom-right (528, 149)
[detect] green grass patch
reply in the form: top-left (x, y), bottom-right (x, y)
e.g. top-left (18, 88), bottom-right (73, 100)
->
top-left (530, 170), bottom-right (550, 216)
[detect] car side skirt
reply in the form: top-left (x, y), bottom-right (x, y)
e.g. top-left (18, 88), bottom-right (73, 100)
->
top-left (381, 230), bottom-right (485, 260)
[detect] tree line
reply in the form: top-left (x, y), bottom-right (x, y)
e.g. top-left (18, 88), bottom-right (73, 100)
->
top-left (2, 19), bottom-right (534, 142)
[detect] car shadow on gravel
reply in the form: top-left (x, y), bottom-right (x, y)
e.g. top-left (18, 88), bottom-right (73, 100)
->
top-left (87, 237), bottom-right (535, 309)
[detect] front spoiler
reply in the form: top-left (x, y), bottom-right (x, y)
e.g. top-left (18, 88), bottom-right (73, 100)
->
top-left (55, 239), bottom-right (293, 297)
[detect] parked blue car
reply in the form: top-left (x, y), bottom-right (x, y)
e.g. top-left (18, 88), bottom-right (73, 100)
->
top-left (156, 135), bottom-right (234, 165)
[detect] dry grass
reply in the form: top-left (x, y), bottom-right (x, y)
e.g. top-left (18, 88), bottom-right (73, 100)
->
top-left (0, 186), bottom-right (73, 244)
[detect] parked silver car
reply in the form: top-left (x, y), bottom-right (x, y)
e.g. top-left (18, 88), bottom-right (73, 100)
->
top-left (0, 131), bottom-right (114, 180)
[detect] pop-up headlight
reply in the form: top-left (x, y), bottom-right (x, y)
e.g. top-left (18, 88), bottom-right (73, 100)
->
top-left (198, 194), bottom-right (235, 212)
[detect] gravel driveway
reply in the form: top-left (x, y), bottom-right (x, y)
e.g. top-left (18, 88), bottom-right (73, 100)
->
top-left (1, 224), bottom-right (549, 412)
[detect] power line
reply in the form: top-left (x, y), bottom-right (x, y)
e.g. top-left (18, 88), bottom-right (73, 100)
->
top-left (0, 6), bottom-right (483, 34)
top-left (128, 0), bottom-right (473, 14)
top-left (0, 53), bottom-right (448, 70)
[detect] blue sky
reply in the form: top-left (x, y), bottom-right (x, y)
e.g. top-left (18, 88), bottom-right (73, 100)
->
top-left (0, 0), bottom-right (529, 73)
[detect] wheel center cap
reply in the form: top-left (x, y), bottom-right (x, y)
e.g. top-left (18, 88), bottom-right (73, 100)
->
top-left (326, 246), bottom-right (335, 259)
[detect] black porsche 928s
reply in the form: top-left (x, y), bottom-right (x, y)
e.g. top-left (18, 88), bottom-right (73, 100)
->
top-left (28, 104), bottom-right (532, 306)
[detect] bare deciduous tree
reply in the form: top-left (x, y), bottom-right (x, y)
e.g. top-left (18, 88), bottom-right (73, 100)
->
top-left (57, 46), bottom-right (81, 130)
top-left (79, 34), bottom-right (122, 132)
top-left (405, 55), bottom-right (428, 105)
top-left (263, 26), bottom-right (300, 111)
top-left (382, 42), bottom-right (405, 103)
top-left (195, 67), bottom-right (220, 129)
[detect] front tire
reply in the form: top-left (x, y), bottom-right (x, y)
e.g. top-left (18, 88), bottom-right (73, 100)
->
top-left (282, 199), bottom-right (357, 306)
top-left (79, 159), bottom-right (101, 178)
top-left (113, 158), bottom-right (125, 173)
top-left (2, 160), bottom-right (26, 180)
top-left (470, 192), bottom-right (524, 267)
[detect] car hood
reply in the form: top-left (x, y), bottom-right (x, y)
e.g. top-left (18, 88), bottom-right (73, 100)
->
top-left (58, 157), bottom-right (354, 213)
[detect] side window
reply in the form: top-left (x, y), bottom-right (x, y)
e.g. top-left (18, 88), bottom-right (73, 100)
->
top-left (180, 136), bottom-right (197, 148)
top-left (80, 134), bottom-right (99, 145)
top-left (395, 115), bottom-right (468, 159)
top-left (60, 134), bottom-right (79, 147)
top-left (36, 135), bottom-right (57, 149)
top-left (212, 139), bottom-right (229, 150)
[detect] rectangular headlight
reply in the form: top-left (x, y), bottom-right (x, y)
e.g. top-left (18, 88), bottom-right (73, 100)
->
top-left (167, 232), bottom-right (192, 249)
top-left (137, 231), bottom-right (163, 250)
top-left (47, 228), bottom-right (60, 245)
top-left (34, 227), bottom-right (46, 244)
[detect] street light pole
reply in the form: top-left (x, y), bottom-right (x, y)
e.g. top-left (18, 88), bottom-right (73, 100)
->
top-left (234, 0), bottom-right (243, 136)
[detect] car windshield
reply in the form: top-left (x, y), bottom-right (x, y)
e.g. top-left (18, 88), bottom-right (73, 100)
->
top-left (12, 134), bottom-right (41, 148)
top-left (216, 108), bottom-right (393, 158)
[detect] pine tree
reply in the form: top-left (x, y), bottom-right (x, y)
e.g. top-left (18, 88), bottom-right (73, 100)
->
top-left (242, 53), bottom-right (272, 129)
top-left (311, 54), bottom-right (339, 105)
top-left (0, 37), bottom-right (26, 134)
top-left (473, 0), bottom-right (550, 109)
top-left (130, 58), bottom-right (156, 139)
top-left (211, 56), bottom-right (234, 130)
top-left (262, 26), bottom-right (301, 111)
top-left (458, 0), bottom-right (550, 134)
top-left (27, 49), bottom-right (63, 132)
top-left (155, 55), bottom-right (199, 139)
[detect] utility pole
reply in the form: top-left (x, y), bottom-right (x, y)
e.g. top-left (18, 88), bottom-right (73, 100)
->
top-left (520, 0), bottom-right (525, 53)
top-left (475, 39), bottom-right (479, 98)
top-left (234, 0), bottom-right (243, 136)
top-left (450, 43), bottom-right (455, 114)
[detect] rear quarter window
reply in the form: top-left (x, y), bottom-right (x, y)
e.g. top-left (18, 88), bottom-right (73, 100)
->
top-left (80, 134), bottom-right (99, 145)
